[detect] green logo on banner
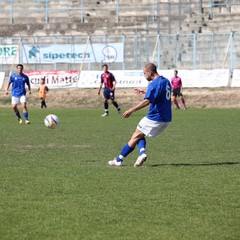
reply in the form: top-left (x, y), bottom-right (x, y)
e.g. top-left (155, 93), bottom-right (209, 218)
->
top-left (0, 46), bottom-right (17, 57)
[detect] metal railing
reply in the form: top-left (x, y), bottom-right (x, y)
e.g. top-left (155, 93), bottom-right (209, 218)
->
top-left (0, 32), bottom-right (239, 77)
top-left (209, 0), bottom-right (240, 19)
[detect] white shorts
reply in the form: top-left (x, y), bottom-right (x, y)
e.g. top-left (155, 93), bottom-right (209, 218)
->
top-left (11, 95), bottom-right (27, 105)
top-left (137, 116), bottom-right (170, 138)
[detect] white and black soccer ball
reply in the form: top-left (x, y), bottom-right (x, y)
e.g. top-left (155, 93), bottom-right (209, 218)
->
top-left (44, 114), bottom-right (59, 129)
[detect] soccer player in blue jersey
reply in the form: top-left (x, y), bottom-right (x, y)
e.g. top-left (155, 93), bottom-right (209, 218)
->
top-left (108, 63), bottom-right (172, 167)
top-left (98, 64), bottom-right (121, 117)
top-left (5, 64), bottom-right (31, 124)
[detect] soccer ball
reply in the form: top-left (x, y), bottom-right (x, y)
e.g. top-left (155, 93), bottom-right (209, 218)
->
top-left (44, 114), bottom-right (59, 129)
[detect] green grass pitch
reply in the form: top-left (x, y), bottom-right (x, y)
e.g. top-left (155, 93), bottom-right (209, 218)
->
top-left (0, 107), bottom-right (239, 240)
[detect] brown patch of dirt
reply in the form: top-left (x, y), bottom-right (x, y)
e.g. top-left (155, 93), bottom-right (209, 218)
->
top-left (1, 88), bottom-right (240, 109)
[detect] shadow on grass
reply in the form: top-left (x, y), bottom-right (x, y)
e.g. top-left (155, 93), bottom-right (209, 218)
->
top-left (150, 162), bottom-right (240, 167)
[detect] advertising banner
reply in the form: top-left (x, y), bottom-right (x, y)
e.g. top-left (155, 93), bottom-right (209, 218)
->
top-left (78, 70), bottom-right (147, 88)
top-left (0, 72), bottom-right (5, 89)
top-left (232, 69), bottom-right (240, 87)
top-left (0, 45), bottom-right (19, 64)
top-left (22, 43), bottom-right (124, 64)
top-left (25, 69), bottom-right (231, 89)
top-left (25, 70), bottom-right (80, 89)
top-left (159, 69), bottom-right (229, 88)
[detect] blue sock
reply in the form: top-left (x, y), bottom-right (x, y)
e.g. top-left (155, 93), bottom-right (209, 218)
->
top-left (23, 112), bottom-right (29, 120)
top-left (137, 137), bottom-right (146, 156)
top-left (116, 144), bottom-right (135, 162)
top-left (16, 111), bottom-right (21, 119)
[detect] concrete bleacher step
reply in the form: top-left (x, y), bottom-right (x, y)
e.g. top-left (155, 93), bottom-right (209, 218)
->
top-left (0, 0), bottom-right (239, 70)
top-left (0, 0), bottom-right (207, 36)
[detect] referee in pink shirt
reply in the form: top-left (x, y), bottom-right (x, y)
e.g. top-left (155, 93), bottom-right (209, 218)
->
top-left (171, 70), bottom-right (187, 110)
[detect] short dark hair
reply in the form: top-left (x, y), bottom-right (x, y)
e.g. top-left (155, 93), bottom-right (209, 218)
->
top-left (16, 64), bottom-right (24, 69)
top-left (102, 64), bottom-right (108, 68)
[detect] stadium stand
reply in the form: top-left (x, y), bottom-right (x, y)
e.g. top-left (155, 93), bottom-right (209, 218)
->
top-left (0, 1), bottom-right (239, 72)
top-left (0, 0), bottom-right (239, 36)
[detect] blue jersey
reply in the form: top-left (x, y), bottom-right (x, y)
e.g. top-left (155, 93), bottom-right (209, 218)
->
top-left (144, 76), bottom-right (172, 122)
top-left (9, 73), bottom-right (30, 97)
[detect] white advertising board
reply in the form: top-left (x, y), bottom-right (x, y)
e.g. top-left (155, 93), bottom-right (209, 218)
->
top-left (232, 69), bottom-right (240, 87)
top-left (78, 70), bottom-right (148, 88)
top-left (0, 72), bottom-right (5, 89)
top-left (24, 69), bottom-right (233, 89)
top-left (160, 69), bottom-right (229, 88)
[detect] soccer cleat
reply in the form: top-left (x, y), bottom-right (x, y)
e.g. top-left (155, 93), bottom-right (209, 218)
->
top-left (101, 113), bottom-right (109, 117)
top-left (25, 120), bottom-right (31, 124)
top-left (117, 109), bottom-right (121, 115)
top-left (18, 118), bottom-right (23, 124)
top-left (134, 153), bottom-right (147, 167)
top-left (108, 158), bottom-right (122, 167)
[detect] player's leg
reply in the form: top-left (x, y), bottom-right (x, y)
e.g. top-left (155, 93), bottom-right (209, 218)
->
top-left (174, 99), bottom-right (180, 109)
top-left (12, 97), bottom-right (22, 123)
top-left (111, 99), bottom-right (121, 115)
top-left (110, 91), bottom-right (121, 115)
top-left (134, 118), bottom-right (170, 167)
top-left (102, 99), bottom-right (109, 116)
top-left (102, 89), bottom-right (109, 116)
top-left (181, 96), bottom-right (187, 109)
top-left (134, 137), bottom-right (147, 167)
top-left (173, 91), bottom-right (180, 109)
top-left (108, 129), bottom-right (145, 166)
top-left (13, 105), bottom-right (22, 123)
top-left (40, 98), bottom-right (44, 108)
top-left (42, 98), bottom-right (47, 108)
top-left (20, 96), bottom-right (30, 124)
top-left (137, 137), bottom-right (146, 156)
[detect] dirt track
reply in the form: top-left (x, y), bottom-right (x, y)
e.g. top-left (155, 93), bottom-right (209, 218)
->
top-left (1, 88), bottom-right (240, 109)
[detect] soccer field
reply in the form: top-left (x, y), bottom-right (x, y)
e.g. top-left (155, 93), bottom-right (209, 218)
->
top-left (0, 108), bottom-right (239, 240)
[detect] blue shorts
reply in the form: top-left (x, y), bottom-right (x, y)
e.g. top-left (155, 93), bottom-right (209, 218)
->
top-left (103, 88), bottom-right (115, 100)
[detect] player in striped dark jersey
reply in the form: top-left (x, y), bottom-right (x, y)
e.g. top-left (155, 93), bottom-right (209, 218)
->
top-left (98, 64), bottom-right (121, 117)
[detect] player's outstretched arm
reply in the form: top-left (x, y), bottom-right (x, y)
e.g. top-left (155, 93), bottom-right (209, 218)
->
top-left (123, 99), bottom-right (150, 118)
top-left (134, 88), bottom-right (146, 94)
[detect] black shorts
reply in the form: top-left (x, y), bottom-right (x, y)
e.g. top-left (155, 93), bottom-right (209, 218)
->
top-left (172, 88), bottom-right (183, 97)
top-left (103, 88), bottom-right (115, 100)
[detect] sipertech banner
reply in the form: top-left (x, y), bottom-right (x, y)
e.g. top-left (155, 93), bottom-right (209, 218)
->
top-left (22, 43), bottom-right (123, 63)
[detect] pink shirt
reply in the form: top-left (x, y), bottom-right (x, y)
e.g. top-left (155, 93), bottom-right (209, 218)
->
top-left (171, 76), bottom-right (182, 89)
